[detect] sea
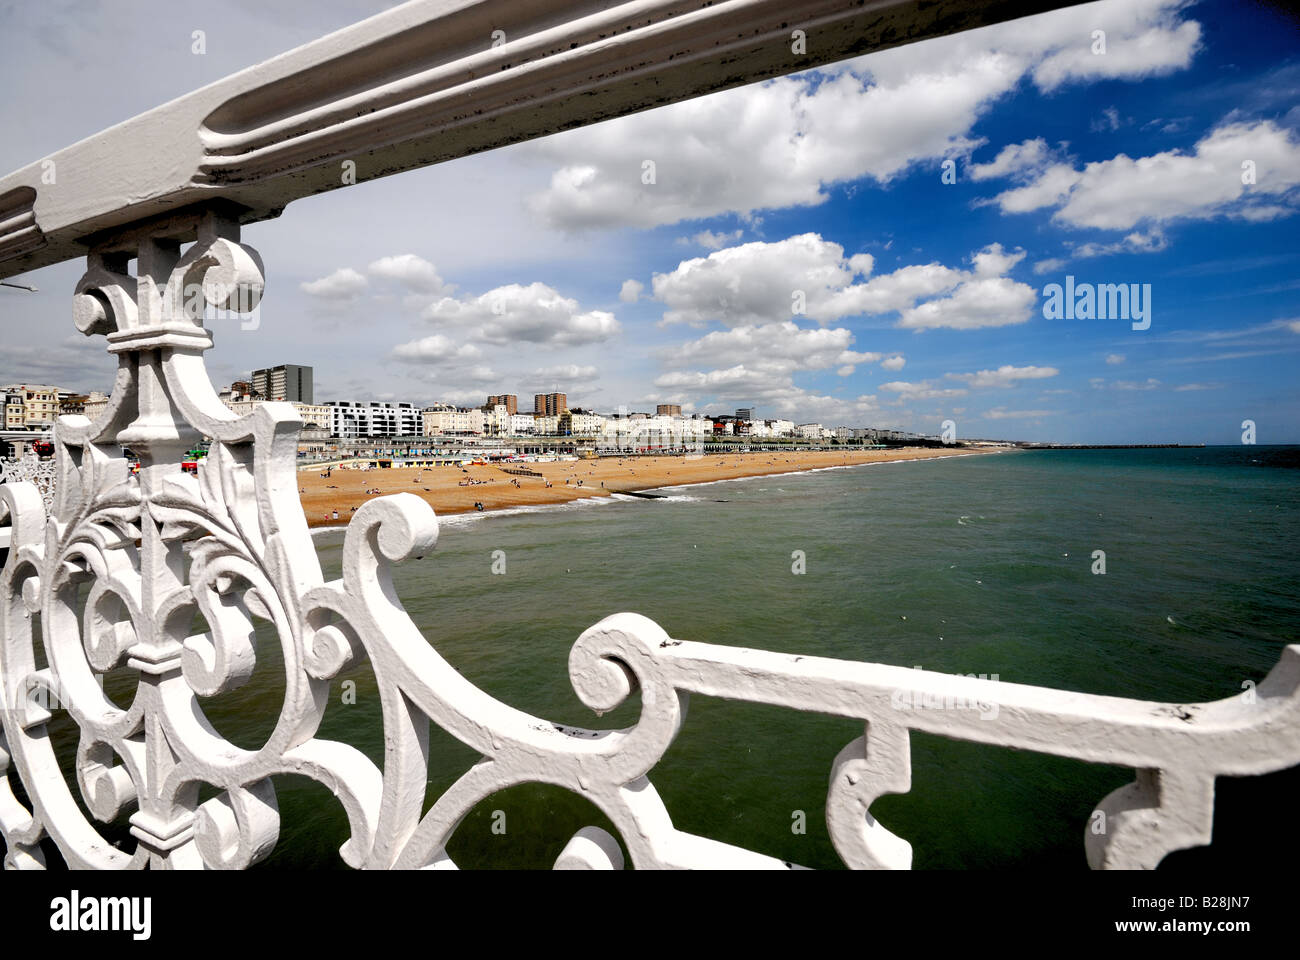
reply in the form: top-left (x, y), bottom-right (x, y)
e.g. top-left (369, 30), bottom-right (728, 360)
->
top-left (40, 446), bottom-right (1300, 869)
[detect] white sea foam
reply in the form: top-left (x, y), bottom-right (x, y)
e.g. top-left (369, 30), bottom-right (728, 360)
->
top-left (436, 496), bottom-right (619, 527)
top-left (650, 455), bottom-right (951, 496)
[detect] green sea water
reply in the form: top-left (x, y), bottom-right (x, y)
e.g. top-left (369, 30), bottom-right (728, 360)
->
top-left (33, 446), bottom-right (1300, 868)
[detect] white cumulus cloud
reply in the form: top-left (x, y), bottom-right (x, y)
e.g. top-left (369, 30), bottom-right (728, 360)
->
top-left (367, 254), bottom-right (450, 294)
top-left (423, 282), bottom-right (620, 347)
top-left (300, 267), bottom-right (368, 300)
top-left (525, 0), bottom-right (1202, 231)
top-left (898, 275), bottom-right (1037, 331)
top-left (969, 138), bottom-right (1051, 181)
top-left (651, 234), bottom-right (874, 327)
top-left (650, 234), bottom-right (1035, 333)
top-left (391, 335), bottom-right (482, 364)
top-left (992, 121), bottom-right (1300, 230)
top-left (665, 320), bottom-right (881, 374)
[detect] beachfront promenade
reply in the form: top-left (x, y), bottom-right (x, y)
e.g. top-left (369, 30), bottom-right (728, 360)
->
top-left (2, 0), bottom-right (1299, 871)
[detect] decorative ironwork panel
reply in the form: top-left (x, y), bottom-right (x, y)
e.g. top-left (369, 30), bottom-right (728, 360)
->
top-left (0, 455), bottom-right (55, 515)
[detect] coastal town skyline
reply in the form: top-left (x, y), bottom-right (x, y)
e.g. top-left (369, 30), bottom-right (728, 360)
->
top-left (1, 371), bottom-right (953, 445)
top-left (2, 0), bottom-right (1298, 446)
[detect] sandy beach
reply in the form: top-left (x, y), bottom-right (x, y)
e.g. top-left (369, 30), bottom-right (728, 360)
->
top-left (298, 447), bottom-right (989, 527)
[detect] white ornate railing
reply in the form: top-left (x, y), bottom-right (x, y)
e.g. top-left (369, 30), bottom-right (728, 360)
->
top-left (1, 0), bottom-right (1298, 871)
top-left (1, 209), bottom-right (1298, 870)
top-left (0, 455), bottom-right (55, 516)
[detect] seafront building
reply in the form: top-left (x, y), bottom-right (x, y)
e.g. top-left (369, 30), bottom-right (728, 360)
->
top-left (597, 413), bottom-right (709, 452)
top-left (219, 388), bottom-right (333, 433)
top-left (558, 409), bottom-right (605, 436)
top-left (0, 384), bottom-right (61, 429)
top-left (534, 392), bottom-right (567, 417)
top-left (325, 400), bottom-right (422, 439)
top-left (58, 392), bottom-right (89, 416)
top-left (252, 364), bottom-right (314, 403)
top-left (2, 391), bottom-right (24, 429)
top-left (423, 405), bottom-right (486, 436)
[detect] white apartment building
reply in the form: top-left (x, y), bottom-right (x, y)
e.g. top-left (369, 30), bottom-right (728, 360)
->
top-left (483, 403), bottom-right (511, 436)
top-left (600, 415), bottom-right (707, 449)
top-left (564, 411), bottom-right (606, 436)
top-left (2, 384), bottom-right (61, 429)
top-left (794, 423), bottom-right (823, 439)
top-left (768, 419), bottom-right (795, 437)
top-left (294, 403), bottom-right (333, 432)
top-left (79, 391), bottom-right (110, 423)
top-left (422, 407), bottom-right (484, 436)
top-left (224, 396), bottom-right (260, 419)
top-left (326, 400), bottom-right (422, 438)
top-left (509, 413), bottom-right (537, 435)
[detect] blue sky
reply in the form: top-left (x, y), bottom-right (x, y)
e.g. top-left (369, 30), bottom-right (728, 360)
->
top-left (1, 0), bottom-right (1298, 443)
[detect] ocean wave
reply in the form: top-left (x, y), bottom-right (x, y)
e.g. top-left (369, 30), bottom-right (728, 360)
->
top-left (650, 455), bottom-right (952, 495)
top-left (437, 496), bottom-right (618, 526)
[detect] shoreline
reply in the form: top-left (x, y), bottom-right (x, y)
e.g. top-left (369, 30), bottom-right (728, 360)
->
top-left (298, 447), bottom-right (998, 529)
